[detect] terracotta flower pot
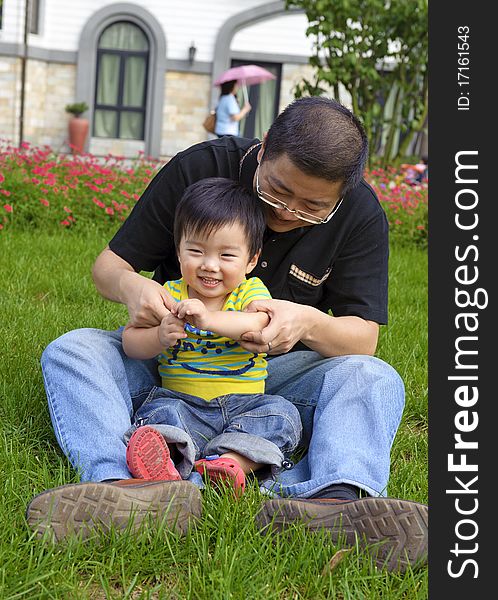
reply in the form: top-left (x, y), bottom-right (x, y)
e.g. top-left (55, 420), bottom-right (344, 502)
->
top-left (68, 116), bottom-right (89, 154)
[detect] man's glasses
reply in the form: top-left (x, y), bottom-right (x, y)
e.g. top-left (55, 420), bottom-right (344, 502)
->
top-left (255, 164), bottom-right (343, 225)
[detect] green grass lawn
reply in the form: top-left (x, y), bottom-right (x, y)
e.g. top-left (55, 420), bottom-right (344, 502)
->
top-left (0, 231), bottom-right (427, 599)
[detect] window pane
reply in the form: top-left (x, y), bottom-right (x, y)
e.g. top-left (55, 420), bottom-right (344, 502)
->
top-left (254, 78), bottom-right (277, 140)
top-left (99, 22), bottom-right (148, 51)
top-left (120, 112), bottom-right (144, 140)
top-left (94, 110), bottom-right (118, 138)
top-left (123, 56), bottom-right (146, 107)
top-left (96, 54), bottom-right (120, 105)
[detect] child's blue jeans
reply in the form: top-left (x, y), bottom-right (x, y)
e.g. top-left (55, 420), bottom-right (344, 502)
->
top-left (123, 386), bottom-right (302, 479)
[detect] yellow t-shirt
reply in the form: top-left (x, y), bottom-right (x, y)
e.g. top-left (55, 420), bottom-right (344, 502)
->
top-left (158, 277), bottom-right (272, 400)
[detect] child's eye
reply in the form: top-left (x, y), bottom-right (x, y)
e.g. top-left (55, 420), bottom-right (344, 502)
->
top-left (222, 253), bottom-right (237, 258)
top-left (188, 248), bottom-right (202, 254)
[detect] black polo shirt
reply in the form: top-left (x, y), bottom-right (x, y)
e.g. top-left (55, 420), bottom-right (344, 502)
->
top-left (109, 136), bottom-right (389, 328)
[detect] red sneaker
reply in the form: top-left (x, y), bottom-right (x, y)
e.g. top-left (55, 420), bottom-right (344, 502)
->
top-left (126, 425), bottom-right (181, 481)
top-left (194, 456), bottom-right (245, 495)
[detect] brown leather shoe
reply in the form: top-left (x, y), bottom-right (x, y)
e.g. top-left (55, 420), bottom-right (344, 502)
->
top-left (26, 479), bottom-right (202, 541)
top-left (255, 496), bottom-right (428, 572)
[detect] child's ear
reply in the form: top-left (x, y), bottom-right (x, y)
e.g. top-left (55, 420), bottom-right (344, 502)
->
top-left (245, 251), bottom-right (260, 274)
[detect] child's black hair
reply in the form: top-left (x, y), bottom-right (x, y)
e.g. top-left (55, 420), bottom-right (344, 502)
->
top-left (174, 177), bottom-right (266, 258)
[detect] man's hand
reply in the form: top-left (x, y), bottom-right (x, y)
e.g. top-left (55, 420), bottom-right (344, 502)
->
top-left (240, 299), bottom-right (308, 355)
top-left (172, 298), bottom-right (210, 330)
top-left (241, 299), bottom-right (379, 358)
top-left (92, 247), bottom-right (176, 328)
top-left (126, 276), bottom-right (176, 328)
top-left (158, 313), bottom-right (187, 348)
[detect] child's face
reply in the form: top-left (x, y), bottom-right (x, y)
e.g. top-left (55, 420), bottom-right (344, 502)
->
top-left (177, 222), bottom-right (259, 302)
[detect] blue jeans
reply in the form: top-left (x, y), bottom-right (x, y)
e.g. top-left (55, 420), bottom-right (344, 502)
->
top-left (41, 328), bottom-right (405, 497)
top-left (124, 387), bottom-right (302, 479)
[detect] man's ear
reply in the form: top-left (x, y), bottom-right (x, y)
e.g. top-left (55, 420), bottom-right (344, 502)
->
top-left (257, 135), bottom-right (267, 163)
top-left (246, 251), bottom-right (261, 274)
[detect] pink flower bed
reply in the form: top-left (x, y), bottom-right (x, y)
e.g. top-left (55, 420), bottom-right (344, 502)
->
top-left (365, 166), bottom-right (428, 247)
top-left (0, 140), bottom-right (160, 232)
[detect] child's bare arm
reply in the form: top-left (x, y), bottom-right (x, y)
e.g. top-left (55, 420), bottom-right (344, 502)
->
top-left (122, 323), bottom-right (163, 359)
top-left (204, 310), bottom-right (270, 340)
top-left (173, 299), bottom-right (270, 341)
top-left (122, 314), bottom-right (187, 359)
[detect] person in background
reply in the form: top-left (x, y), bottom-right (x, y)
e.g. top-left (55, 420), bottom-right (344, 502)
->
top-left (401, 155), bottom-right (428, 185)
top-left (215, 80), bottom-right (251, 138)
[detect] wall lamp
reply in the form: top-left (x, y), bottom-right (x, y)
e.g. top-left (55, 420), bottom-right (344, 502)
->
top-left (188, 42), bottom-right (197, 65)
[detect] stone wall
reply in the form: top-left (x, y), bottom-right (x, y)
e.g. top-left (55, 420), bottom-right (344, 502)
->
top-left (161, 71), bottom-right (212, 158)
top-left (2, 58), bottom-right (350, 159)
top-left (0, 58), bottom-right (77, 150)
top-left (0, 57), bottom-right (20, 143)
top-left (89, 137), bottom-right (146, 158)
top-left (24, 60), bottom-right (76, 150)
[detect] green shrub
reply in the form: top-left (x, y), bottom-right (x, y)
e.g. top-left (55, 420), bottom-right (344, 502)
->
top-left (65, 102), bottom-right (89, 117)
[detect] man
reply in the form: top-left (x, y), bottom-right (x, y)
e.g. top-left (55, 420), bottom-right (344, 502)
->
top-left (27, 97), bottom-right (427, 572)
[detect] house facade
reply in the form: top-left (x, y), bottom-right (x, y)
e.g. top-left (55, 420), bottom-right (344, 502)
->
top-left (0, 0), bottom-right (319, 159)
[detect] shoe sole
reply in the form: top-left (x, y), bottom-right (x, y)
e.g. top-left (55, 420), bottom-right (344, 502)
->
top-left (255, 496), bottom-right (428, 572)
top-left (26, 480), bottom-right (201, 542)
top-left (126, 426), bottom-right (181, 481)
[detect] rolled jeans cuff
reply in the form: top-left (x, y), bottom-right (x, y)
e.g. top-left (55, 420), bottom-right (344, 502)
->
top-left (123, 424), bottom-right (196, 480)
top-left (204, 432), bottom-right (285, 472)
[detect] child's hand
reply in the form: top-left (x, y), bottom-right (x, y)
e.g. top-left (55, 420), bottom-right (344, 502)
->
top-left (158, 313), bottom-right (187, 348)
top-left (172, 298), bottom-right (210, 330)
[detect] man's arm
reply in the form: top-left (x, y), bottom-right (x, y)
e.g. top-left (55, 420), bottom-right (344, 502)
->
top-left (302, 309), bottom-right (379, 356)
top-left (92, 246), bottom-right (175, 326)
top-left (240, 299), bottom-right (379, 357)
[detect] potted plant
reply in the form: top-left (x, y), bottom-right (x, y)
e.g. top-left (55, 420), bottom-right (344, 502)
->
top-left (65, 102), bottom-right (89, 154)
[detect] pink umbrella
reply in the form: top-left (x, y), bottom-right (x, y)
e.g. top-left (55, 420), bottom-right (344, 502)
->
top-left (214, 64), bottom-right (276, 102)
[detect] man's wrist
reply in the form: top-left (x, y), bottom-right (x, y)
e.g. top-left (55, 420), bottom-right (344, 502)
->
top-left (300, 304), bottom-right (327, 345)
top-left (155, 325), bottom-right (164, 350)
top-left (117, 270), bottom-right (141, 306)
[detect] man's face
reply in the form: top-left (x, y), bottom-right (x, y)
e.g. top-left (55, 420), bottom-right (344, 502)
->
top-left (253, 152), bottom-right (344, 233)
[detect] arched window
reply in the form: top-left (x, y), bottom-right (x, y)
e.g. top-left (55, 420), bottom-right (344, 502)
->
top-left (93, 21), bottom-right (149, 140)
